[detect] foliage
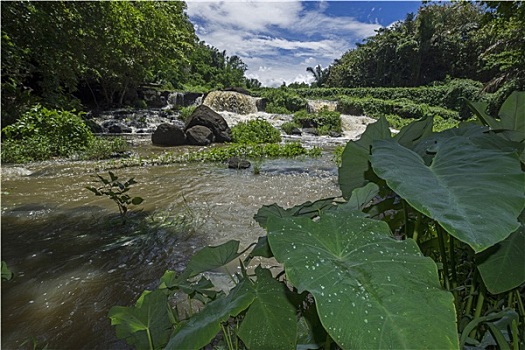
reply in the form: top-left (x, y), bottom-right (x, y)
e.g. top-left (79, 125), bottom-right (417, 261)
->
top-left (2, 261), bottom-right (13, 281)
top-left (1, 1), bottom-right (197, 118)
top-left (231, 119), bottom-right (282, 144)
top-left (306, 65), bottom-right (330, 88)
top-left (105, 142), bottom-right (321, 170)
top-left (281, 121), bottom-right (301, 135)
top-left (86, 171), bottom-right (144, 223)
top-left (257, 88), bottom-right (307, 114)
top-left (1, 105), bottom-right (94, 162)
top-left (293, 107), bottom-right (342, 135)
top-left (79, 137), bottom-right (130, 161)
top-left (178, 105), bottom-right (197, 123)
top-left (110, 92), bottom-right (524, 349)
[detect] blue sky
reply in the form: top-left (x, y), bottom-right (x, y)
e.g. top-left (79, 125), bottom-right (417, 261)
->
top-left (186, 1), bottom-right (423, 87)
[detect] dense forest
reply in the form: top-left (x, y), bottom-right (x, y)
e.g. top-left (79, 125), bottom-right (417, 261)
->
top-left (1, 1), bottom-right (524, 126)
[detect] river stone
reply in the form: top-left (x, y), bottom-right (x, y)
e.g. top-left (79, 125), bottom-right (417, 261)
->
top-left (228, 157), bottom-right (251, 169)
top-left (152, 123), bottom-right (186, 146)
top-left (185, 105), bottom-right (232, 142)
top-left (108, 123), bottom-right (132, 133)
top-left (186, 125), bottom-right (215, 146)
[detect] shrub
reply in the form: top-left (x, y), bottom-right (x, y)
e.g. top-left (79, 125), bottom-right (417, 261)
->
top-left (293, 107), bottom-right (342, 134)
top-left (281, 121), bottom-right (301, 135)
top-left (2, 104), bottom-right (94, 158)
top-left (231, 119), bottom-right (281, 144)
top-left (1, 135), bottom-right (54, 163)
top-left (178, 105), bottom-right (197, 122)
top-left (80, 137), bottom-right (130, 160)
top-left (258, 88), bottom-right (307, 113)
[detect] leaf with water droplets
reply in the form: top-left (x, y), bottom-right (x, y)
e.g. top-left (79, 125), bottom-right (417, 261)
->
top-left (267, 212), bottom-right (458, 349)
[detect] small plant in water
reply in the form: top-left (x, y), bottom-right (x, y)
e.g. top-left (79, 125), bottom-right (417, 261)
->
top-left (86, 171), bottom-right (143, 223)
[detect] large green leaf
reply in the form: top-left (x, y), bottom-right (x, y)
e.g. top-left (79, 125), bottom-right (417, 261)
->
top-left (499, 91), bottom-right (524, 134)
top-left (238, 266), bottom-right (297, 350)
top-left (267, 212), bottom-right (458, 349)
top-left (371, 138), bottom-right (524, 253)
top-left (186, 240), bottom-right (242, 276)
top-left (477, 223), bottom-right (525, 294)
top-left (338, 116), bottom-right (391, 199)
top-left (108, 289), bottom-right (172, 350)
top-left (165, 278), bottom-right (256, 349)
top-left (254, 197), bottom-right (337, 229)
top-left (394, 115), bottom-right (434, 149)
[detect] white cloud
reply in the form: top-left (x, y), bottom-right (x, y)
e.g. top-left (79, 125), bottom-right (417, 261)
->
top-left (186, 1), bottom-right (382, 86)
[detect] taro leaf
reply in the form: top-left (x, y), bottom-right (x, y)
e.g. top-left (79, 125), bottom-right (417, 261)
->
top-left (186, 240), bottom-right (241, 277)
top-left (477, 223), bottom-right (525, 294)
top-left (238, 266), bottom-right (297, 350)
top-left (499, 91), bottom-right (524, 134)
top-left (108, 289), bottom-right (172, 350)
top-left (267, 212), bottom-right (458, 349)
top-left (465, 100), bottom-right (499, 130)
top-left (165, 278), bottom-right (255, 350)
top-left (371, 138), bottom-right (524, 253)
top-left (394, 115), bottom-right (434, 149)
top-left (338, 116), bottom-right (391, 199)
top-left (338, 182), bottom-right (379, 213)
top-left (250, 236), bottom-right (273, 258)
top-left (159, 271), bottom-right (220, 300)
top-left (254, 197), bottom-right (337, 229)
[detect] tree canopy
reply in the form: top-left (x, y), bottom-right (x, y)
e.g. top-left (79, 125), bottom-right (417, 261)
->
top-left (326, 2), bottom-right (524, 92)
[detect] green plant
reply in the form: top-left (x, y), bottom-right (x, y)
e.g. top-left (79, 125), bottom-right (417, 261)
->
top-left (80, 137), bottom-right (130, 160)
top-left (179, 105), bottom-right (197, 122)
top-left (293, 108), bottom-right (342, 135)
top-left (281, 121), bottom-right (301, 135)
top-left (110, 93), bottom-right (524, 349)
top-left (231, 118), bottom-right (281, 144)
top-left (86, 171), bottom-right (144, 223)
top-left (2, 261), bottom-right (13, 281)
top-left (1, 104), bottom-right (95, 162)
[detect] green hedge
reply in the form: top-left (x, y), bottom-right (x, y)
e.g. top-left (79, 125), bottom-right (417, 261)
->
top-left (337, 96), bottom-right (459, 120)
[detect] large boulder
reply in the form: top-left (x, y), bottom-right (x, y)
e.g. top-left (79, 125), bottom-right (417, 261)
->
top-left (186, 125), bottom-right (215, 146)
top-left (152, 123), bottom-right (186, 146)
top-left (185, 105), bottom-right (232, 142)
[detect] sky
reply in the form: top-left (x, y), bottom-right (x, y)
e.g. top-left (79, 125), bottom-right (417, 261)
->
top-left (185, 1), bottom-right (424, 87)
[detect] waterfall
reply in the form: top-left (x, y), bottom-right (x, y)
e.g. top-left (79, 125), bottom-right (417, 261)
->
top-left (203, 91), bottom-right (258, 114)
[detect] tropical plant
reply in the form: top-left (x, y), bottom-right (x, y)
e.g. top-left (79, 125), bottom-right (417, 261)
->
top-left (293, 107), bottom-right (342, 135)
top-left (231, 119), bottom-right (282, 144)
top-left (109, 92), bottom-right (524, 349)
top-left (306, 64), bottom-right (331, 88)
top-left (86, 171), bottom-right (144, 223)
top-left (2, 261), bottom-right (13, 281)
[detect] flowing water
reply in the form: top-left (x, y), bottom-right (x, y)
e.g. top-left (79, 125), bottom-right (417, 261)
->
top-left (1, 101), bottom-right (375, 349)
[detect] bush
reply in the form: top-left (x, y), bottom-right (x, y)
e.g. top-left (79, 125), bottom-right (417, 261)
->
top-left (231, 119), bottom-right (282, 144)
top-left (293, 107), bottom-right (342, 135)
top-left (281, 121), bottom-right (301, 135)
top-left (258, 88), bottom-right (307, 113)
top-left (80, 137), bottom-right (130, 160)
top-left (178, 105), bottom-right (197, 122)
top-left (1, 135), bottom-right (54, 163)
top-left (2, 105), bottom-right (93, 151)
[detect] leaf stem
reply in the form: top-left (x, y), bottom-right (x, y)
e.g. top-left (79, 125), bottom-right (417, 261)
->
top-left (469, 284), bottom-right (486, 339)
top-left (437, 225), bottom-right (451, 291)
top-left (146, 328), bottom-right (154, 350)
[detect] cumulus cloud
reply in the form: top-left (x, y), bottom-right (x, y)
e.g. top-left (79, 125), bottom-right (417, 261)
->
top-left (185, 0), bottom-right (382, 86)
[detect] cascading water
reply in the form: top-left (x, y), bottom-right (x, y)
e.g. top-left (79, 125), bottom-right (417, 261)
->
top-left (203, 91), bottom-right (260, 114)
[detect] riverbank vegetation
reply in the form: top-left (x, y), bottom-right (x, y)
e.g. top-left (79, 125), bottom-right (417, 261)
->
top-left (108, 92), bottom-right (525, 349)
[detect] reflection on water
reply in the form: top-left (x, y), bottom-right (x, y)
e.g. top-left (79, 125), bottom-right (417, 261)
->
top-left (1, 153), bottom-right (341, 349)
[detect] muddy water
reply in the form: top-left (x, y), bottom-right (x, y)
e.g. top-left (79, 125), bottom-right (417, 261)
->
top-left (1, 151), bottom-right (341, 349)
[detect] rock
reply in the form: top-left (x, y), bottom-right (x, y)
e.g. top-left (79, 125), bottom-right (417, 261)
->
top-left (186, 125), bottom-right (215, 146)
top-left (255, 98), bottom-right (267, 112)
top-left (290, 127), bottom-right (302, 135)
top-left (223, 87), bottom-right (252, 95)
top-left (228, 157), bottom-right (251, 169)
top-left (108, 123), bottom-right (132, 133)
top-left (302, 128), bottom-right (319, 136)
top-left (185, 105), bottom-right (232, 142)
top-left (329, 131), bottom-right (342, 137)
top-left (152, 123), bottom-right (186, 146)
